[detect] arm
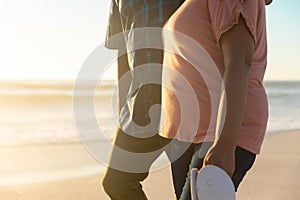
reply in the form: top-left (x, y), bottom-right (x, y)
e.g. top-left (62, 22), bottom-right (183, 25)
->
top-left (203, 17), bottom-right (254, 176)
top-left (117, 52), bottom-right (131, 113)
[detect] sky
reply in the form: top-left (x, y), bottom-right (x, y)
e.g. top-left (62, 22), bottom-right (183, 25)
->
top-left (0, 0), bottom-right (299, 81)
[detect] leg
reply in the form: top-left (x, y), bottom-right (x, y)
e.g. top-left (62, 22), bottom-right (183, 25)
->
top-left (179, 144), bottom-right (256, 200)
top-left (179, 143), bottom-right (208, 200)
top-left (102, 128), bottom-right (165, 200)
top-left (231, 146), bottom-right (256, 190)
top-left (103, 167), bottom-right (148, 200)
top-left (163, 139), bottom-right (196, 199)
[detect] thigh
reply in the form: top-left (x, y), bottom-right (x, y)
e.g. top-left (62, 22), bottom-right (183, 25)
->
top-left (112, 127), bottom-right (164, 152)
top-left (102, 126), bottom-right (166, 200)
top-left (232, 146), bottom-right (256, 190)
top-left (179, 142), bottom-right (211, 200)
top-left (108, 127), bottom-right (165, 174)
top-left (179, 144), bottom-right (256, 199)
top-left (163, 139), bottom-right (196, 199)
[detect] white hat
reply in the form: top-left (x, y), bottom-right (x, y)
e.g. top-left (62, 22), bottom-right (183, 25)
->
top-left (191, 165), bottom-right (236, 200)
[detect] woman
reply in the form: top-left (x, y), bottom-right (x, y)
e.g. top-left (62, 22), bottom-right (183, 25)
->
top-left (160, 0), bottom-right (271, 199)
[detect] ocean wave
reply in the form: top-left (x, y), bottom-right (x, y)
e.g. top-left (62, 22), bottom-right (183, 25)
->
top-left (0, 80), bottom-right (299, 146)
top-left (0, 80), bottom-right (117, 97)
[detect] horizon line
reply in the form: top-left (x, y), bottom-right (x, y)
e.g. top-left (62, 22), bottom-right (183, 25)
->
top-left (0, 78), bottom-right (299, 82)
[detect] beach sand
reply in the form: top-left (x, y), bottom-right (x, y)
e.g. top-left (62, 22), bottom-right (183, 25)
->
top-left (1, 131), bottom-right (299, 200)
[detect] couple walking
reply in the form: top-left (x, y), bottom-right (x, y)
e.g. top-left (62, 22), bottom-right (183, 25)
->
top-left (102, 0), bottom-right (272, 199)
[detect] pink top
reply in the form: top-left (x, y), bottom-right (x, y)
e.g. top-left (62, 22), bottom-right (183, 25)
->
top-left (160, 0), bottom-right (268, 154)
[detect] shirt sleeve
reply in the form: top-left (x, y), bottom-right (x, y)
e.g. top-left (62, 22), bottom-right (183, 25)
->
top-left (208, 0), bottom-right (259, 48)
top-left (105, 0), bottom-right (125, 50)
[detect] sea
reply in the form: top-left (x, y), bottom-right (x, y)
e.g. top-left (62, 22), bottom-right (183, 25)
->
top-left (0, 80), bottom-right (299, 185)
top-left (0, 80), bottom-right (299, 146)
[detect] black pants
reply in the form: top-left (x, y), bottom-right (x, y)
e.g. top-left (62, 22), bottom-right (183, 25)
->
top-left (102, 128), bottom-right (196, 200)
top-left (176, 142), bottom-right (256, 200)
top-left (102, 130), bottom-right (255, 200)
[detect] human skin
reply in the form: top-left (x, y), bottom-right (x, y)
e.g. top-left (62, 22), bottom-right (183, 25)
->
top-left (203, 17), bottom-right (255, 177)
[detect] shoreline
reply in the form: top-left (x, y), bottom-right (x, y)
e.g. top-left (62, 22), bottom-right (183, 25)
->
top-left (1, 130), bottom-right (300, 199)
top-left (2, 127), bottom-right (299, 148)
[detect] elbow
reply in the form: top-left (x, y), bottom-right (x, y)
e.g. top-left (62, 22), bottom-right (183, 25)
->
top-left (243, 53), bottom-right (253, 71)
top-left (243, 47), bottom-right (254, 70)
top-left (239, 40), bottom-right (254, 71)
top-left (224, 52), bottom-right (253, 76)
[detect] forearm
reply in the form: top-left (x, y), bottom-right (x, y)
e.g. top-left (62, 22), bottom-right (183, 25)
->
top-left (203, 64), bottom-right (249, 176)
top-left (117, 52), bottom-right (131, 113)
top-left (216, 62), bottom-right (249, 148)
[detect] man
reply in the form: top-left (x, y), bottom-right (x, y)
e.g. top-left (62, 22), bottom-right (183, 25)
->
top-left (102, 1), bottom-right (188, 199)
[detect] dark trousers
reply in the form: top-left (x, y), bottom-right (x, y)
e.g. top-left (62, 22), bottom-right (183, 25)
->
top-left (177, 142), bottom-right (256, 200)
top-left (102, 128), bottom-right (196, 200)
